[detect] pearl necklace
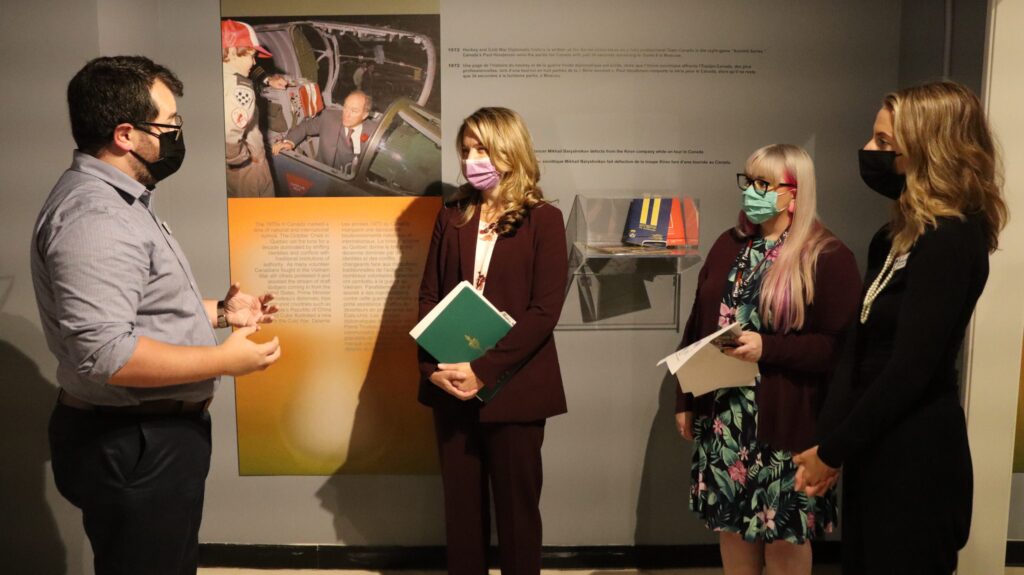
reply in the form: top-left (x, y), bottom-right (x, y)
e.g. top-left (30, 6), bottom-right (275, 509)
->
top-left (860, 247), bottom-right (898, 324)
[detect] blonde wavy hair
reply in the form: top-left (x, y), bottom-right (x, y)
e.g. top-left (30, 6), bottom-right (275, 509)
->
top-left (737, 144), bottom-right (838, 333)
top-left (885, 81), bottom-right (1007, 254)
top-left (456, 107), bottom-right (544, 235)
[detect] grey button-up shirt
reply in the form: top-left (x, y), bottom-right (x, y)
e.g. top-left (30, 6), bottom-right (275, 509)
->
top-left (31, 151), bottom-right (217, 405)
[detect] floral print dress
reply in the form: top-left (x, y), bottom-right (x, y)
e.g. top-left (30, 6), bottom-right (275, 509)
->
top-left (690, 234), bottom-right (837, 544)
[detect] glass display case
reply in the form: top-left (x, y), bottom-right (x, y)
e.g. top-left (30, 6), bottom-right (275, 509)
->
top-left (559, 195), bottom-right (702, 330)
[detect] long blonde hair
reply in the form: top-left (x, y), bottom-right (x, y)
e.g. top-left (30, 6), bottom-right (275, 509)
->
top-left (456, 107), bottom-right (544, 235)
top-left (737, 144), bottom-right (837, 333)
top-left (886, 81), bottom-right (1007, 253)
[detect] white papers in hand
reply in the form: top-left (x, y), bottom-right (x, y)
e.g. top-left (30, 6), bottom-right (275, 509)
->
top-left (657, 322), bottom-right (758, 397)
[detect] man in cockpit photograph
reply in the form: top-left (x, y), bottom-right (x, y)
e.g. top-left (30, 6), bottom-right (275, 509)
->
top-left (220, 15), bottom-right (441, 198)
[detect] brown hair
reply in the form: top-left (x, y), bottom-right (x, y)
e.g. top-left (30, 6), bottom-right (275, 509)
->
top-left (222, 46), bottom-right (255, 63)
top-left (885, 81), bottom-right (1007, 253)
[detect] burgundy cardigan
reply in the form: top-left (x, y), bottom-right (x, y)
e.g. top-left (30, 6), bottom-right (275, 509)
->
top-left (417, 200), bottom-right (568, 423)
top-left (676, 227), bottom-right (862, 452)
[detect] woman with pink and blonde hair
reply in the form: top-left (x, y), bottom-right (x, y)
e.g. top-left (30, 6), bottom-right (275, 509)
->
top-left (675, 144), bottom-right (861, 574)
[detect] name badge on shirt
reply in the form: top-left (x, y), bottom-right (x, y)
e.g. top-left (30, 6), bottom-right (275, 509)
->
top-left (893, 252), bottom-right (909, 271)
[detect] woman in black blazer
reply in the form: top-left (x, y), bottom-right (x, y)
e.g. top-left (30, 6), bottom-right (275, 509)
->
top-left (795, 81), bottom-right (1008, 574)
top-left (417, 107), bottom-right (568, 575)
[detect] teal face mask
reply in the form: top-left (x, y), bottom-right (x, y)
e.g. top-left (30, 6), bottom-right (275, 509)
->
top-left (741, 186), bottom-right (782, 224)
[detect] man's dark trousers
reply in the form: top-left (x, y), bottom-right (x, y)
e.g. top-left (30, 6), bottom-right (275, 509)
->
top-left (49, 402), bottom-right (212, 575)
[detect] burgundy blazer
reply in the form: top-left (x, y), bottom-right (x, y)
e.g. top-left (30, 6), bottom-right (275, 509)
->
top-left (417, 200), bottom-right (568, 423)
top-left (676, 227), bottom-right (862, 452)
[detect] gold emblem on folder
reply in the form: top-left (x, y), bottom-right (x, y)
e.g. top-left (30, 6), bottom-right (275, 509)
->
top-left (465, 335), bottom-right (481, 351)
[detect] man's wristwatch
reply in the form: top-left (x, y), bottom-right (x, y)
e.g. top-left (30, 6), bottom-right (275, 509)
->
top-left (216, 300), bottom-right (229, 329)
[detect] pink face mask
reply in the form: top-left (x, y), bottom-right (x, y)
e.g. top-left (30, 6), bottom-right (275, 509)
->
top-left (463, 158), bottom-right (501, 191)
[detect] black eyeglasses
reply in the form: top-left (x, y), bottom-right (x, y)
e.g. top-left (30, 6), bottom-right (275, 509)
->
top-left (135, 114), bottom-right (184, 141)
top-left (736, 173), bottom-right (796, 196)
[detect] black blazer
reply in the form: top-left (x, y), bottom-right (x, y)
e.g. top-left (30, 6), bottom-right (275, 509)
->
top-left (417, 200), bottom-right (568, 422)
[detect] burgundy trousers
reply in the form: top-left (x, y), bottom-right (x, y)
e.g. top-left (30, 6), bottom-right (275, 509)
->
top-left (433, 408), bottom-right (546, 575)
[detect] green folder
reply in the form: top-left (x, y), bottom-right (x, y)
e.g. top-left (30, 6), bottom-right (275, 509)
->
top-left (411, 281), bottom-right (515, 400)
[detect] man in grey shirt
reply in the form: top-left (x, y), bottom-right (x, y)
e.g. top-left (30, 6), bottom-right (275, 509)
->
top-left (31, 56), bottom-right (282, 575)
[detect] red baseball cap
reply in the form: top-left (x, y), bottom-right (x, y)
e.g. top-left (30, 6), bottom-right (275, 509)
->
top-left (221, 20), bottom-right (272, 58)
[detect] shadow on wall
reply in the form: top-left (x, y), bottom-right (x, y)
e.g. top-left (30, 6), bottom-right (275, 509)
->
top-left (0, 312), bottom-right (67, 574)
top-left (316, 184), bottom-right (452, 544)
top-left (633, 371), bottom-right (714, 545)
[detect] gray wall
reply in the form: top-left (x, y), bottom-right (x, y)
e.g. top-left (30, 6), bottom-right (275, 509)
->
top-left (2, 2), bottom-right (99, 573)
top-left (1, 0), bottom-right (235, 572)
top-left (0, 0), bottom-right (987, 573)
top-left (898, 0), bottom-right (987, 91)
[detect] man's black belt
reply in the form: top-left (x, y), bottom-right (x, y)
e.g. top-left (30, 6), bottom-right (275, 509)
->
top-left (58, 389), bottom-right (211, 415)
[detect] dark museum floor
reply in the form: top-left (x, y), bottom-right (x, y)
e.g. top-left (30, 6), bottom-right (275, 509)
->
top-left (195, 564), bottom-right (1024, 568)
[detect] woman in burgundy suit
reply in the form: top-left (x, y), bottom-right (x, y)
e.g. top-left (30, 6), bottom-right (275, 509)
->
top-left (417, 107), bottom-right (568, 575)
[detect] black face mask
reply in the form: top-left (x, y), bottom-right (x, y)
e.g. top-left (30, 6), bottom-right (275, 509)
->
top-left (131, 129), bottom-right (186, 183)
top-left (858, 149), bottom-right (905, 200)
